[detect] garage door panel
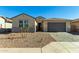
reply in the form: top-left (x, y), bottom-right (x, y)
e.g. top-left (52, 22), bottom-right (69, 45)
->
top-left (48, 22), bottom-right (66, 32)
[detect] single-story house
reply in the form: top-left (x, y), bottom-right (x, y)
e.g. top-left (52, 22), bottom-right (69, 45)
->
top-left (10, 13), bottom-right (71, 32)
top-left (1, 13), bottom-right (79, 32)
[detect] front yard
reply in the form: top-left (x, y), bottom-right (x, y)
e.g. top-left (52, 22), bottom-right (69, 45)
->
top-left (0, 32), bottom-right (55, 48)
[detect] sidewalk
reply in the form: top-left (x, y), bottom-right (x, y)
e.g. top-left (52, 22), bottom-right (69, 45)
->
top-left (42, 42), bottom-right (79, 53)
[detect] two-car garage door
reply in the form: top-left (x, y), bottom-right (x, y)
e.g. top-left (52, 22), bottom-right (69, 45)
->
top-left (48, 22), bottom-right (66, 32)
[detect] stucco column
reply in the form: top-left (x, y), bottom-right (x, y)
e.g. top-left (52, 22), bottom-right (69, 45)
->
top-left (34, 21), bottom-right (37, 32)
top-left (66, 21), bottom-right (71, 32)
top-left (34, 25), bottom-right (36, 32)
top-left (43, 21), bottom-right (47, 32)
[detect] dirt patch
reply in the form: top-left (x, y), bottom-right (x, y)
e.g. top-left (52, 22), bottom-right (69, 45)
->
top-left (0, 32), bottom-right (56, 48)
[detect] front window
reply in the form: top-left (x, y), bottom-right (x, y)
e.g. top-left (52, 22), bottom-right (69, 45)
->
top-left (19, 20), bottom-right (23, 28)
top-left (19, 20), bottom-right (28, 28)
top-left (24, 20), bottom-right (28, 28)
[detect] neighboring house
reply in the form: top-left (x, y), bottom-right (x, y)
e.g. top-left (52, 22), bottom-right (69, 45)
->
top-left (71, 19), bottom-right (79, 32)
top-left (0, 13), bottom-right (79, 32)
top-left (0, 16), bottom-right (12, 29)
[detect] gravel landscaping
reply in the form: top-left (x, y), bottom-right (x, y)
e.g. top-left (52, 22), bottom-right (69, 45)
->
top-left (0, 32), bottom-right (55, 48)
top-left (49, 32), bottom-right (79, 42)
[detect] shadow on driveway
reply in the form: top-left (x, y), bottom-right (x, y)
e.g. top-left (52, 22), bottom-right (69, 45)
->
top-left (69, 32), bottom-right (79, 35)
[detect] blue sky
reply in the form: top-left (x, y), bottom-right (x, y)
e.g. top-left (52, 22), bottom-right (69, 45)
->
top-left (0, 6), bottom-right (79, 19)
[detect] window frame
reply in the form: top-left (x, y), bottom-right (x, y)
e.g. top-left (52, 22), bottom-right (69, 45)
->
top-left (19, 20), bottom-right (28, 28)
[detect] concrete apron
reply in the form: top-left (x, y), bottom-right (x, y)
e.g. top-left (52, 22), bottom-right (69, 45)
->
top-left (42, 42), bottom-right (79, 53)
top-left (42, 42), bottom-right (69, 53)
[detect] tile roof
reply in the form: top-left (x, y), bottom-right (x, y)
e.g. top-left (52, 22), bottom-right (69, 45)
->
top-left (10, 13), bottom-right (35, 19)
top-left (0, 16), bottom-right (12, 23)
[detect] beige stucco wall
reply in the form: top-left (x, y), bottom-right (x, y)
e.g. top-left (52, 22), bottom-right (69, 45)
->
top-left (43, 21), bottom-right (47, 32)
top-left (66, 21), bottom-right (71, 32)
top-left (12, 14), bottom-right (35, 32)
top-left (36, 19), bottom-right (43, 23)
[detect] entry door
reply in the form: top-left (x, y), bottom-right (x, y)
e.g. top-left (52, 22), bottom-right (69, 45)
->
top-left (37, 23), bottom-right (42, 31)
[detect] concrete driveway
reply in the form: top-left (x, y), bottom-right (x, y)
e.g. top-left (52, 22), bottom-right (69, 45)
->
top-left (49, 32), bottom-right (79, 42)
top-left (42, 32), bottom-right (79, 53)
